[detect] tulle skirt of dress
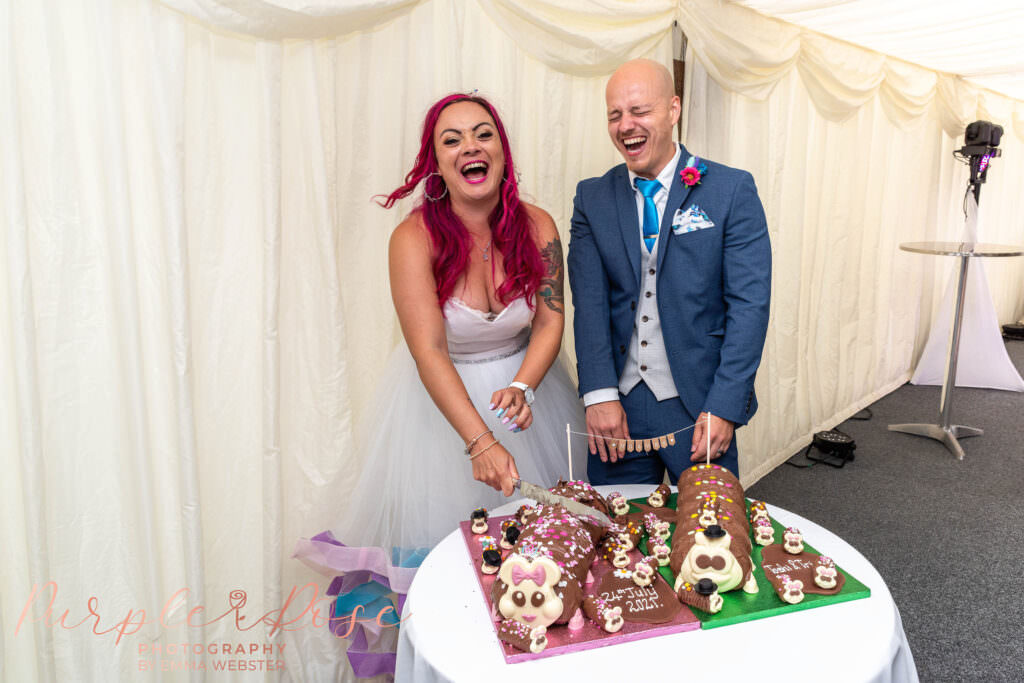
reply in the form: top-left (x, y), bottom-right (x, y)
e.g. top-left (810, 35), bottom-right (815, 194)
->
top-left (337, 340), bottom-right (587, 555)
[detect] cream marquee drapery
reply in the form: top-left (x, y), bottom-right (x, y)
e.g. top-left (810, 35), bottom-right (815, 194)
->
top-left (3, 0), bottom-right (1023, 681)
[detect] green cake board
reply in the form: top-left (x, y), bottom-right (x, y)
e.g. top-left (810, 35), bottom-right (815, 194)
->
top-left (631, 494), bottom-right (871, 629)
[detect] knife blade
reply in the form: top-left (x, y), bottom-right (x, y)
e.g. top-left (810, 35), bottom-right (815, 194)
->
top-left (513, 479), bottom-right (613, 527)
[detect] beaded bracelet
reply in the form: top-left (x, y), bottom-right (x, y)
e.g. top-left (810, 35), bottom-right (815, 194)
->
top-left (464, 429), bottom-right (492, 456)
top-left (468, 437), bottom-right (500, 461)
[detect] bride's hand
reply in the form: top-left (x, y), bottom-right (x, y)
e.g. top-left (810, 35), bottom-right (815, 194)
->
top-left (489, 387), bottom-right (534, 432)
top-left (471, 441), bottom-right (520, 496)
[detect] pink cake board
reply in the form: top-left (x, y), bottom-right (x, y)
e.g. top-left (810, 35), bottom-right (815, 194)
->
top-left (461, 516), bottom-right (701, 664)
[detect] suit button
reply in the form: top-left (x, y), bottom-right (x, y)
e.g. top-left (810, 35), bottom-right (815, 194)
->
top-left (619, 345), bottom-right (626, 354)
top-left (641, 340), bottom-right (648, 348)
top-left (649, 268), bottom-right (655, 275)
top-left (645, 291), bottom-right (652, 298)
top-left (630, 301), bottom-right (636, 311)
top-left (641, 315), bottom-right (649, 323)
top-left (640, 364), bottom-right (648, 371)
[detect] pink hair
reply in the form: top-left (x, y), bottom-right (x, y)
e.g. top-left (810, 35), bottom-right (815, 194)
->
top-left (378, 93), bottom-right (543, 311)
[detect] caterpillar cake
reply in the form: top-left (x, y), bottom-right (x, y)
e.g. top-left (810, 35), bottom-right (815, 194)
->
top-left (490, 503), bottom-right (610, 652)
top-left (474, 468), bottom-right (848, 654)
top-left (669, 463), bottom-right (758, 611)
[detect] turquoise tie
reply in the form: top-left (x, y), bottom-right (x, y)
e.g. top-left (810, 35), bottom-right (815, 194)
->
top-left (635, 177), bottom-right (662, 253)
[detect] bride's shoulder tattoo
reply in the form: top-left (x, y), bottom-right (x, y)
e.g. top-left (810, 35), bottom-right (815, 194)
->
top-left (538, 238), bottom-right (564, 314)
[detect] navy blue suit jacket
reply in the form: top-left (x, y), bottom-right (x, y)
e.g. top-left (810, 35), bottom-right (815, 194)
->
top-left (567, 144), bottom-right (771, 426)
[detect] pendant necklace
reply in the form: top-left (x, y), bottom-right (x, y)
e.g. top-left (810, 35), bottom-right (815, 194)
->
top-left (475, 238), bottom-right (492, 261)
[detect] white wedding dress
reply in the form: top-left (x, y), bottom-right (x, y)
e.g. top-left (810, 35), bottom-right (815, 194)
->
top-left (337, 295), bottom-right (588, 558)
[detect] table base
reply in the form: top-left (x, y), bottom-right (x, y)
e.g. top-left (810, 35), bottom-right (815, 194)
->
top-left (887, 423), bottom-right (983, 460)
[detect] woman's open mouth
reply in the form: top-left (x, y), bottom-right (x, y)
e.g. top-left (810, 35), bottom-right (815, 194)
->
top-left (460, 160), bottom-right (489, 184)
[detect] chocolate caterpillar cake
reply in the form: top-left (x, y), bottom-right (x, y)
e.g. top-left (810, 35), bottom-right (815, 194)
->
top-left (490, 504), bottom-right (606, 645)
top-left (669, 464), bottom-right (758, 608)
top-left (489, 481), bottom-right (631, 652)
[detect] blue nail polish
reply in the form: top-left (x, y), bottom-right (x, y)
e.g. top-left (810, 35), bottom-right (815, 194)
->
top-left (514, 426), bottom-right (522, 433)
top-left (497, 408), bottom-right (505, 418)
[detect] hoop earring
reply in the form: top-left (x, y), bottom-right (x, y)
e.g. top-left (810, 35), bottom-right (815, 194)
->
top-left (424, 172), bottom-right (448, 202)
top-left (502, 169), bottom-right (523, 185)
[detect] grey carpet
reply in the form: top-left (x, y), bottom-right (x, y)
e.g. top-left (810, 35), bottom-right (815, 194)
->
top-left (747, 338), bottom-right (1024, 683)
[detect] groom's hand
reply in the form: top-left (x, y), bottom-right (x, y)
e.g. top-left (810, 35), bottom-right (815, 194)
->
top-left (690, 412), bottom-right (735, 463)
top-left (585, 401), bottom-right (630, 463)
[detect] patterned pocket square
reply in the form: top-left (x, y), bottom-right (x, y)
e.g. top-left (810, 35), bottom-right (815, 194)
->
top-left (672, 205), bottom-right (715, 234)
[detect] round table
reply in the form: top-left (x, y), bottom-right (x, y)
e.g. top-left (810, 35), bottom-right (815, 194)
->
top-left (396, 485), bottom-right (918, 682)
top-left (890, 241), bottom-right (1024, 459)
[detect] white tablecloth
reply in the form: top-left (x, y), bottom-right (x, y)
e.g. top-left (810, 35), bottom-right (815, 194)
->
top-left (396, 485), bottom-right (918, 682)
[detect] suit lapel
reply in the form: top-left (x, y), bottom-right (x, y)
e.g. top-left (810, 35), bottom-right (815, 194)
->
top-left (614, 165), bottom-right (642, 288)
top-left (656, 143), bottom-right (692, 275)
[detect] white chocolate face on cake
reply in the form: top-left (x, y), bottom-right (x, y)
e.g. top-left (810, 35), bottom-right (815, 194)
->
top-left (632, 562), bottom-right (654, 587)
top-left (781, 575), bottom-right (804, 604)
top-left (754, 520), bottom-right (774, 546)
top-left (653, 521), bottom-right (671, 541)
top-left (748, 501), bottom-right (769, 524)
top-left (698, 506), bottom-right (717, 527)
top-left (496, 555), bottom-right (564, 628)
top-left (814, 559), bottom-right (838, 589)
top-left (616, 532), bottom-right (634, 552)
top-left (783, 528), bottom-right (804, 554)
top-left (678, 529), bottom-right (744, 591)
top-left (612, 550), bottom-right (631, 568)
top-left (610, 495), bottom-right (630, 516)
top-left (652, 542), bottom-right (671, 566)
top-left (648, 491), bottom-right (665, 508)
top-left (600, 605), bottom-right (624, 632)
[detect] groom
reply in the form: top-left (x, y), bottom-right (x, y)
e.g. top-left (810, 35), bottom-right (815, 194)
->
top-left (567, 59), bottom-right (771, 484)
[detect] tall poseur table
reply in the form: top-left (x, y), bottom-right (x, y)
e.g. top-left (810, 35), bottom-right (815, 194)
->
top-left (890, 241), bottom-right (1024, 459)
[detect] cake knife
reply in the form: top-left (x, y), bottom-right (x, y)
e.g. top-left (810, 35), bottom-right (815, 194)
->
top-left (512, 479), bottom-right (613, 527)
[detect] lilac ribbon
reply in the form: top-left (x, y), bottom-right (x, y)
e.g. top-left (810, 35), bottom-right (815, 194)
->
top-left (293, 531), bottom-right (424, 679)
top-left (293, 531), bottom-right (419, 594)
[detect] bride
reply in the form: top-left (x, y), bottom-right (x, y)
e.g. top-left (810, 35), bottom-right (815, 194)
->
top-left (338, 93), bottom-right (586, 556)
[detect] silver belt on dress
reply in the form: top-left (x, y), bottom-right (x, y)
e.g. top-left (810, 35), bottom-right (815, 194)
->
top-left (450, 335), bottom-right (529, 364)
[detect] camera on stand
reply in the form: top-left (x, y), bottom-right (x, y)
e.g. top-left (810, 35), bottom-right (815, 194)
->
top-left (955, 120), bottom-right (1003, 202)
top-left (952, 121), bottom-right (1023, 339)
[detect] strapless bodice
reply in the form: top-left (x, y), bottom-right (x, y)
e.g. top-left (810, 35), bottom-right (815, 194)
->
top-left (444, 296), bottom-right (533, 362)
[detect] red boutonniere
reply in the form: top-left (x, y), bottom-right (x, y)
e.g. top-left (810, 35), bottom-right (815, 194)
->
top-left (680, 155), bottom-right (708, 187)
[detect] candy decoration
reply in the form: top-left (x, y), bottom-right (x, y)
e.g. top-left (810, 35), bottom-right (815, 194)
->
top-left (779, 574), bottom-right (805, 604)
top-left (675, 577), bottom-right (723, 614)
top-left (783, 527), bottom-right (804, 555)
top-left (470, 507), bottom-right (489, 534)
top-left (481, 549), bottom-right (502, 575)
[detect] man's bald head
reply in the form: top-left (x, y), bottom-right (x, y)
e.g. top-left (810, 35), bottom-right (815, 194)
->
top-left (605, 59), bottom-right (680, 179)
top-left (607, 59), bottom-right (675, 101)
